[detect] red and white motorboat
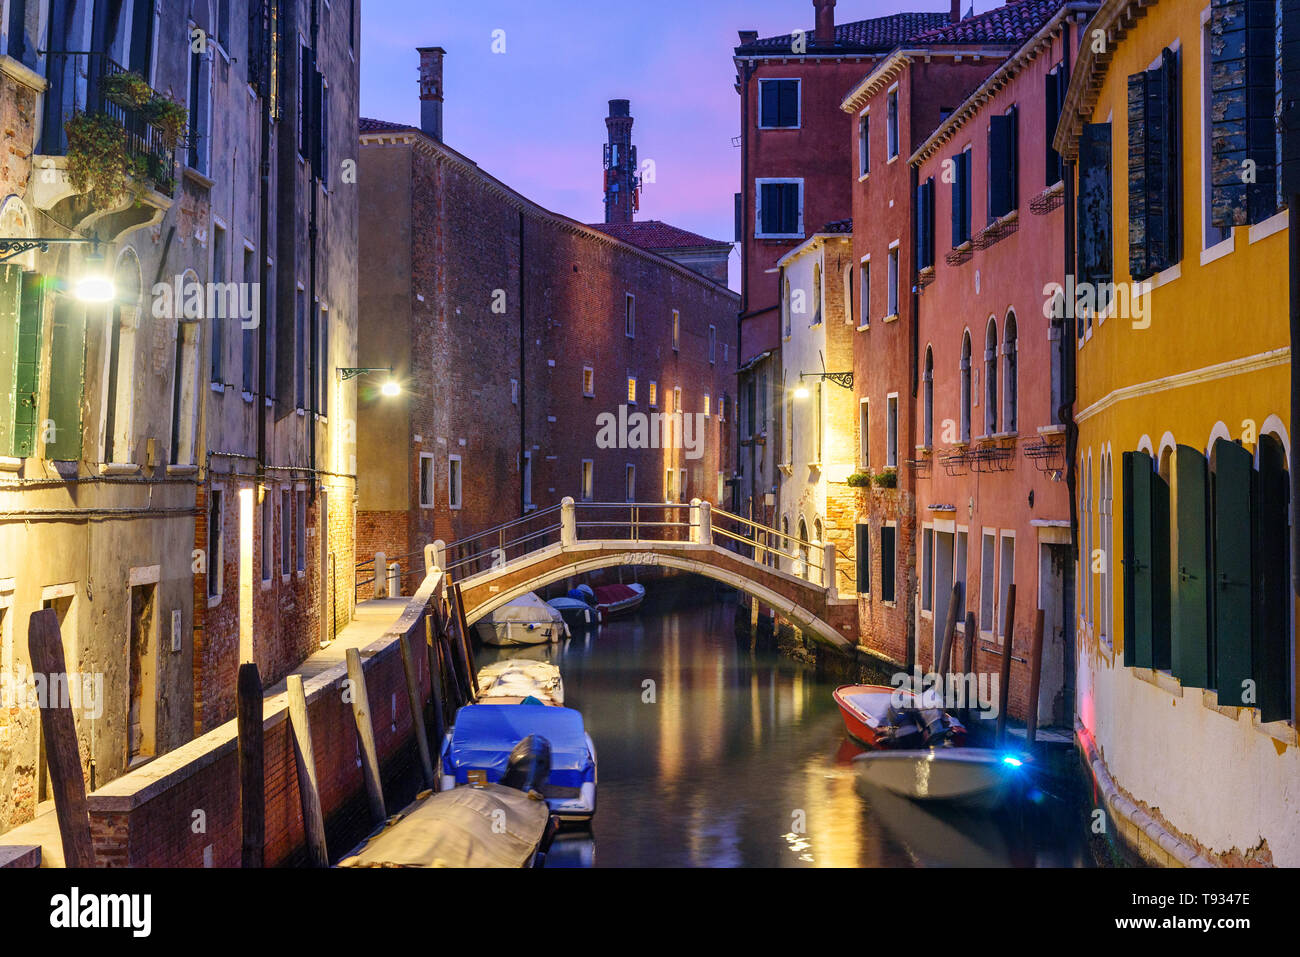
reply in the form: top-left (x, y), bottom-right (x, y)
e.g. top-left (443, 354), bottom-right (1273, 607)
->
top-left (592, 582), bottom-right (645, 619)
top-left (832, 684), bottom-right (967, 749)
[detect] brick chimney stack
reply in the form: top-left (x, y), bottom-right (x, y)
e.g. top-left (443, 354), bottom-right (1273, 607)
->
top-left (814, 0), bottom-right (836, 44)
top-left (604, 99), bottom-right (636, 225)
top-left (950, 0), bottom-right (962, 22)
top-left (417, 46), bottom-right (445, 141)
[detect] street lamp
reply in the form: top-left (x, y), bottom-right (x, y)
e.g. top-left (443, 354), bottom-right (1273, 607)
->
top-left (339, 366), bottom-right (401, 396)
top-left (795, 349), bottom-right (853, 396)
top-left (0, 235), bottom-right (116, 303)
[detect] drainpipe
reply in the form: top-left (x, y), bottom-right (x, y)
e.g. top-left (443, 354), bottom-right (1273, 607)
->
top-left (1064, 158), bottom-right (1078, 556)
top-left (307, 0), bottom-right (320, 504)
top-left (256, 5), bottom-right (274, 475)
top-left (519, 209), bottom-right (527, 513)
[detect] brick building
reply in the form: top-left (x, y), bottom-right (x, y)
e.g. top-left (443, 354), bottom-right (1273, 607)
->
top-left (910, 1), bottom-right (1093, 723)
top-left (732, 0), bottom-right (952, 524)
top-left (0, 0), bottom-right (358, 835)
top-left (356, 48), bottom-right (738, 578)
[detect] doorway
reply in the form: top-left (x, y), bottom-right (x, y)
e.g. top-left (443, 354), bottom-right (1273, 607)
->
top-left (128, 583), bottom-right (157, 762)
top-left (932, 531), bottom-right (955, 667)
top-left (1038, 543), bottom-right (1075, 728)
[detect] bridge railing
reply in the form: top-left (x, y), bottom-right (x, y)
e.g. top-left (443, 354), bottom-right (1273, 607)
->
top-left (441, 503), bottom-right (565, 580)
top-left (572, 501), bottom-right (693, 543)
top-left (710, 505), bottom-right (826, 585)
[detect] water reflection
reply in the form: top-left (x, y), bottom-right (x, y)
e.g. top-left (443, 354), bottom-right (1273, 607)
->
top-left (479, 588), bottom-right (1091, 868)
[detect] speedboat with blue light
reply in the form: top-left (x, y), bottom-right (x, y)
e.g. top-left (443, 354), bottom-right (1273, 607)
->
top-left (852, 747), bottom-right (1027, 808)
top-left (438, 703), bottom-right (597, 826)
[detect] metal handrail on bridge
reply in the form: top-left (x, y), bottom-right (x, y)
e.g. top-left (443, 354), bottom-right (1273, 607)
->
top-left (356, 497), bottom-right (842, 601)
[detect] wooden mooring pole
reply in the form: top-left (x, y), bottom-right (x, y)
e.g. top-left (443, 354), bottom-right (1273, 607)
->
top-left (236, 662), bottom-right (265, 868)
top-left (962, 613), bottom-right (977, 725)
top-left (1024, 609), bottom-right (1046, 747)
top-left (400, 632), bottom-right (437, 790)
top-left (995, 584), bottom-right (1017, 748)
top-left (28, 610), bottom-right (95, 868)
top-left (451, 583), bottom-right (479, 696)
top-left (424, 612), bottom-right (447, 774)
top-left (345, 648), bottom-right (387, 825)
top-left (286, 674), bottom-right (329, 867)
top-left (936, 582), bottom-right (962, 678)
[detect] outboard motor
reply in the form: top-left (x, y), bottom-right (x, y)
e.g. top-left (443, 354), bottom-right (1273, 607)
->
top-left (500, 734), bottom-right (552, 795)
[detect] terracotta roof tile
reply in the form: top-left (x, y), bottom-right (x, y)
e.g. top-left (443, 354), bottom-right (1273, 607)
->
top-left (910, 0), bottom-right (1065, 45)
top-left (737, 11), bottom-right (951, 55)
top-left (588, 220), bottom-right (731, 251)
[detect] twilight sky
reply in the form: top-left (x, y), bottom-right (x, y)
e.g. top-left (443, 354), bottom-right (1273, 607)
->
top-left (360, 1), bottom-right (1005, 290)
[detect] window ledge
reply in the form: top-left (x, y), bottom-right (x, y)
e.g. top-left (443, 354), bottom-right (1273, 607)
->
top-left (1253, 713), bottom-right (1297, 747)
top-left (242, 391), bottom-right (255, 403)
top-left (167, 464), bottom-right (198, 476)
top-left (101, 462), bottom-right (140, 475)
top-left (207, 594), bottom-right (222, 609)
top-left (1132, 666), bottom-right (1183, 698)
top-left (210, 382), bottom-right (225, 393)
top-left (296, 408), bottom-right (306, 417)
top-left (1248, 210), bottom-right (1288, 244)
top-left (1037, 424), bottom-right (1066, 436)
top-left (261, 580), bottom-right (272, 591)
top-left (858, 172), bottom-right (870, 183)
top-left (0, 456), bottom-right (22, 473)
top-left (882, 313), bottom-right (899, 324)
top-left (857, 323), bottom-right (870, 332)
top-left (1199, 233), bottom-right (1235, 266)
top-left (523, 503), bottom-right (538, 513)
top-left (182, 166), bottom-right (214, 190)
top-left (992, 430), bottom-right (1018, 440)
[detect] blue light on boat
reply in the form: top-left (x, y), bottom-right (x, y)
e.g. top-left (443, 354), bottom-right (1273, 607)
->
top-left (1002, 756), bottom-right (1024, 767)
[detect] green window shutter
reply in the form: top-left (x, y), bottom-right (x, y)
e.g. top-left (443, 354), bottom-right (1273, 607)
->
top-left (46, 298), bottom-right (87, 462)
top-left (1254, 436), bottom-right (1291, 722)
top-left (1170, 445), bottom-right (1211, 687)
top-left (1150, 467), bottom-right (1173, 670)
top-left (855, 523), bottom-right (870, 594)
top-left (12, 273), bottom-right (45, 457)
top-left (1211, 0), bottom-right (1279, 225)
top-left (1122, 451), bottom-right (1155, 668)
top-left (0, 266), bottom-right (19, 457)
top-left (1211, 438), bottom-right (1254, 703)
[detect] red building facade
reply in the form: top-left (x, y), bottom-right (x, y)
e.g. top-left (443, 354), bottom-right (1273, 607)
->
top-left (909, 2), bottom-right (1093, 723)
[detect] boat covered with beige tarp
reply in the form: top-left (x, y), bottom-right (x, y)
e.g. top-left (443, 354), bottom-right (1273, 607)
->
top-left (338, 784), bottom-right (551, 868)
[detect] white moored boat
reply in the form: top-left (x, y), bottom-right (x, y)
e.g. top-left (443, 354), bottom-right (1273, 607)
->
top-left (476, 659), bottom-right (565, 706)
top-left (474, 593), bottom-right (569, 647)
top-left (852, 747), bottom-right (1026, 808)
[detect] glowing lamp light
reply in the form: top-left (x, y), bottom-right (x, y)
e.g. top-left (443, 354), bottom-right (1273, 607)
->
top-left (74, 242), bottom-right (115, 303)
top-left (793, 386), bottom-right (811, 400)
top-left (381, 380), bottom-right (401, 397)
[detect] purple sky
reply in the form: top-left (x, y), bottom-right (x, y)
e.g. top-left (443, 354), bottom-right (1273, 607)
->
top-left (360, 1), bottom-right (1005, 290)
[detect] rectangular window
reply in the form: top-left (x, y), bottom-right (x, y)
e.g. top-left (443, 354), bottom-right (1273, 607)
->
top-left (295, 490), bottom-right (306, 574)
top-left (672, 310), bottom-right (680, 351)
top-left (704, 393), bottom-right (711, 418)
top-left (281, 489), bottom-right (292, 576)
top-left (1127, 48), bottom-right (1182, 280)
top-left (759, 78), bottom-right (800, 128)
top-left (757, 179), bottom-right (803, 237)
top-left (648, 381), bottom-right (658, 407)
top-left (522, 451), bottom-right (532, 507)
top-left (881, 525), bottom-right (897, 602)
top-left (448, 455), bottom-right (463, 509)
top-left (998, 535), bottom-right (1015, 642)
top-left (625, 294), bottom-right (635, 338)
top-left (295, 287), bottom-right (306, 410)
top-left (980, 531), bottom-right (997, 633)
top-left (1045, 63), bottom-right (1068, 186)
top-left (261, 492), bottom-right (273, 583)
top-left (581, 459), bottom-right (594, 502)
top-left (625, 464), bottom-right (636, 503)
top-left (921, 527), bottom-right (934, 612)
top-left (207, 489), bottom-right (223, 598)
top-left (708, 325), bottom-right (716, 364)
top-left (858, 399), bottom-right (870, 470)
top-left (419, 453), bottom-right (434, 508)
top-left (664, 467), bottom-right (675, 503)
top-left (951, 148), bottom-right (972, 246)
top-left (627, 376), bottom-right (637, 404)
top-left (187, 45), bottom-right (211, 174)
top-left (886, 87), bottom-right (899, 159)
top-left (1201, 15), bottom-right (1232, 249)
top-left (954, 530), bottom-right (968, 621)
top-left (987, 108), bottom-right (1019, 221)
top-left (916, 177), bottom-right (936, 270)
top-left (1076, 123), bottom-right (1114, 336)
top-left (316, 304), bottom-right (329, 416)
top-left (242, 245), bottom-right (256, 394)
top-left (859, 112), bottom-right (870, 176)
top-left (718, 394), bottom-right (726, 422)
top-left (855, 523), bottom-right (871, 595)
top-left (886, 394), bottom-right (898, 468)
top-left (858, 259), bottom-right (870, 328)
top-left (886, 245), bottom-right (899, 317)
top-left (674, 386), bottom-right (682, 413)
top-left (582, 366), bottom-right (594, 397)
top-left (679, 468), bottom-right (687, 501)
top-left (211, 224), bottom-right (226, 383)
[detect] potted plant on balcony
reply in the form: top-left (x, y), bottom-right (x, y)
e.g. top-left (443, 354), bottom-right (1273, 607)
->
top-left (846, 471), bottom-right (872, 488)
top-left (140, 95), bottom-right (188, 151)
top-left (872, 469), bottom-right (898, 489)
top-left (64, 111), bottom-right (134, 202)
top-left (100, 70), bottom-right (153, 110)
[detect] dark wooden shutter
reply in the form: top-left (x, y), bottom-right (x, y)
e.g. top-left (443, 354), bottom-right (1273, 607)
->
top-left (988, 114), bottom-right (1014, 220)
top-left (760, 81), bottom-right (778, 127)
top-left (856, 523), bottom-right (870, 594)
top-left (299, 42), bottom-right (311, 157)
top-left (1210, 0), bottom-right (1279, 225)
top-left (781, 182), bottom-right (799, 234)
top-left (951, 152), bottom-right (971, 246)
top-left (1151, 467), bottom-right (1173, 669)
top-left (961, 152), bottom-right (972, 242)
top-left (1123, 451), bottom-right (1156, 668)
top-left (12, 273), bottom-right (44, 458)
top-left (1127, 71), bottom-right (1151, 278)
top-left (1282, 0), bottom-right (1300, 195)
top-left (1008, 105), bottom-right (1019, 210)
top-left (916, 178), bottom-right (935, 270)
top-left (1211, 439), bottom-right (1254, 704)
top-left (1170, 445), bottom-right (1211, 688)
top-left (881, 525), bottom-right (896, 602)
top-left (1254, 436), bottom-right (1290, 721)
top-left (760, 183), bottom-right (776, 234)
top-left (778, 80), bottom-right (798, 127)
top-left (46, 297), bottom-right (87, 462)
top-left (1076, 123), bottom-right (1113, 304)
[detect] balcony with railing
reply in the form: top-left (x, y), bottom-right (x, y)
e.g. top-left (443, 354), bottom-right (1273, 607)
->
top-left (39, 51), bottom-right (178, 199)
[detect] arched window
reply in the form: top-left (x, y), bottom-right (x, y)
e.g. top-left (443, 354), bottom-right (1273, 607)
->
top-left (984, 318), bottom-right (999, 435)
top-left (1002, 311), bottom-right (1018, 433)
top-left (843, 262), bottom-right (854, 324)
top-left (1049, 308), bottom-right (1065, 426)
top-left (171, 269), bottom-right (203, 467)
top-left (797, 518), bottom-right (811, 580)
top-left (922, 346), bottom-right (934, 448)
top-left (959, 331), bottom-right (972, 443)
top-left (811, 263), bottom-right (822, 325)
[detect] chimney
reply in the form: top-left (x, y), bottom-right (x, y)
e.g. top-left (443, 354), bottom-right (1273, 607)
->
top-left (417, 46), bottom-right (445, 141)
top-left (603, 99), bottom-right (637, 225)
top-left (813, 0), bottom-right (836, 45)
top-left (950, 0), bottom-right (962, 22)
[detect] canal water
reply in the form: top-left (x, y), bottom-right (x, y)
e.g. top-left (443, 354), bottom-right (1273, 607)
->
top-left (480, 578), bottom-right (1096, 868)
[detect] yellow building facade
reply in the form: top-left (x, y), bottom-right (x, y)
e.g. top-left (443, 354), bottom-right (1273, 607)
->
top-left (1058, 0), bottom-right (1298, 865)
